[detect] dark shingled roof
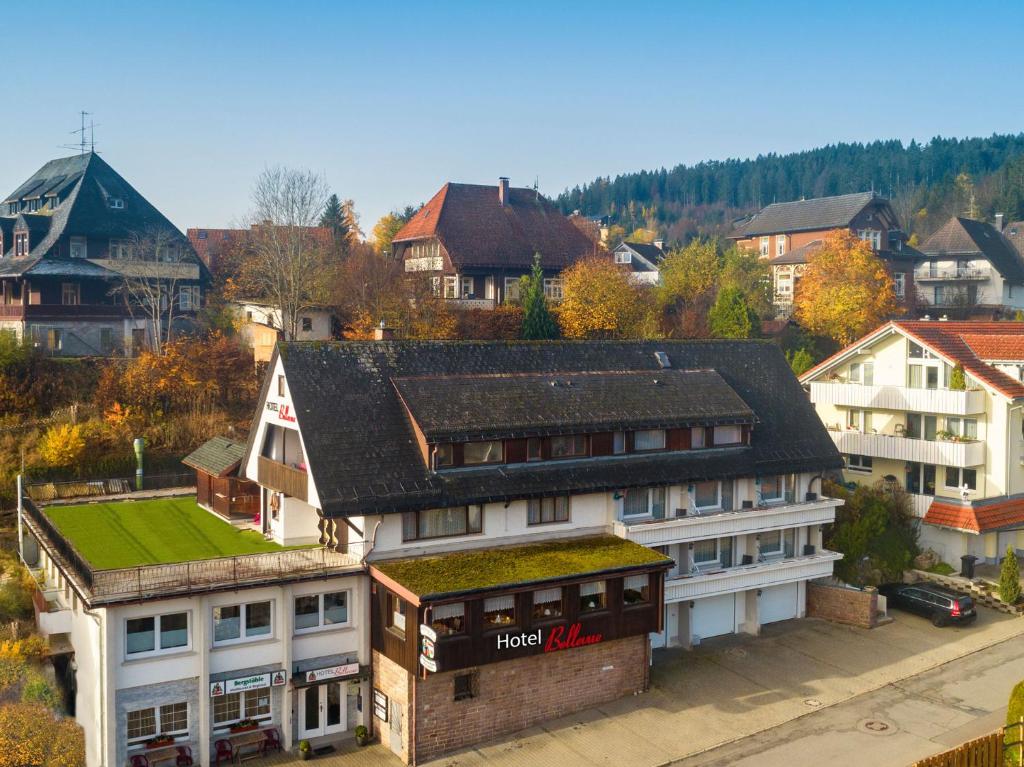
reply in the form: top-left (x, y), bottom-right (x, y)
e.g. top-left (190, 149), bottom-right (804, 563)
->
top-left (182, 436), bottom-right (247, 477)
top-left (731, 192), bottom-right (880, 238)
top-left (264, 340), bottom-right (843, 518)
top-left (393, 369), bottom-right (754, 443)
top-left (920, 217), bottom-right (1024, 284)
top-left (616, 242), bottom-right (663, 272)
top-left (392, 182), bottom-right (598, 270)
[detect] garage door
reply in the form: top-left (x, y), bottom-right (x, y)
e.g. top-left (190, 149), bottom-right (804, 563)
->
top-left (691, 594), bottom-right (735, 642)
top-left (759, 583), bottom-right (799, 625)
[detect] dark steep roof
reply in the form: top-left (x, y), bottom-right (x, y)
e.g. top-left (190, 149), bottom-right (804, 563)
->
top-left (921, 217), bottom-right (1024, 283)
top-left (267, 340), bottom-right (843, 517)
top-left (183, 436), bottom-right (247, 477)
top-left (617, 242), bottom-right (663, 271)
top-left (392, 182), bottom-right (598, 270)
top-left (731, 192), bottom-right (881, 238)
top-left (393, 369), bottom-right (754, 443)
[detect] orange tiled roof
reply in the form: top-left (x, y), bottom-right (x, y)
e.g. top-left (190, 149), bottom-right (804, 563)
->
top-left (958, 333), bottom-right (1024, 362)
top-left (925, 496), bottom-right (1024, 534)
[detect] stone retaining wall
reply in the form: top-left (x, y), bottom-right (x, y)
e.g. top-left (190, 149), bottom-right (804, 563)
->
top-left (806, 581), bottom-right (878, 629)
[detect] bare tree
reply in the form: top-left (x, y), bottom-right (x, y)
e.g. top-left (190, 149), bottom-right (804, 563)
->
top-left (242, 167), bottom-right (334, 340)
top-left (112, 226), bottom-right (193, 354)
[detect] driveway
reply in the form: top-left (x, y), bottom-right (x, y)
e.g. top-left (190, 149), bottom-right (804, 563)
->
top-left (265, 606), bottom-right (1024, 767)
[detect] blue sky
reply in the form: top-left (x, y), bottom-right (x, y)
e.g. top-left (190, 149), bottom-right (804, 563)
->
top-left (5, 1), bottom-right (1023, 235)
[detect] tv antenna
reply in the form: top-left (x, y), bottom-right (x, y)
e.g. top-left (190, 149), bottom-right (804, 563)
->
top-left (59, 111), bottom-right (99, 154)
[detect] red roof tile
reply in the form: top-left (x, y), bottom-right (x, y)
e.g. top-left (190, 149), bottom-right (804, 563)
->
top-left (958, 333), bottom-right (1024, 361)
top-left (392, 182), bottom-right (599, 270)
top-left (925, 497), bottom-right (1024, 533)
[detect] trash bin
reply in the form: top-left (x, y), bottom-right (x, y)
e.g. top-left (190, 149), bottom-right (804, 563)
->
top-left (960, 554), bottom-right (978, 579)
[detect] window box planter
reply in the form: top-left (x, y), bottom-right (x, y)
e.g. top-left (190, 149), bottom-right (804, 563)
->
top-left (230, 720), bottom-right (260, 733)
top-left (145, 737), bottom-right (175, 749)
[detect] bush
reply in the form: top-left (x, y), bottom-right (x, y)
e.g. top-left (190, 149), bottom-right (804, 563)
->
top-left (1000, 546), bottom-right (1021, 604)
top-left (21, 671), bottom-right (59, 708)
top-left (949, 362), bottom-right (966, 391)
top-left (38, 424), bottom-right (86, 468)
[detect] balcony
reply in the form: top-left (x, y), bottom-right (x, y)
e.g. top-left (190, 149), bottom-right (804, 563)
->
top-left (257, 455), bottom-right (308, 501)
top-left (915, 266), bottom-right (991, 282)
top-left (809, 381), bottom-right (987, 415)
top-left (612, 497), bottom-right (840, 547)
top-left (446, 297), bottom-right (497, 310)
top-left (32, 585), bottom-right (71, 635)
top-left (829, 429), bottom-right (985, 468)
top-left (0, 304), bottom-right (127, 320)
top-left (663, 550), bottom-right (843, 602)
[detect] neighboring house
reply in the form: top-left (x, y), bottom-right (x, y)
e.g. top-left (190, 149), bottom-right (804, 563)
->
top-left (0, 152), bottom-right (208, 356)
top-left (391, 177), bottom-right (599, 308)
top-left (729, 192), bottom-right (918, 314)
top-left (232, 300), bottom-right (333, 364)
top-left (916, 216), bottom-right (1024, 317)
top-left (241, 338), bottom-right (842, 764)
top-left (801, 319), bottom-right (1024, 565)
top-left (612, 240), bottom-right (665, 284)
top-left (187, 224), bottom-right (334, 276)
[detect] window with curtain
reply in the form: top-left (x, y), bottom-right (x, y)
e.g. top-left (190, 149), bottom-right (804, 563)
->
top-left (403, 506), bottom-right (482, 541)
top-left (579, 581), bottom-right (607, 612)
top-left (483, 595), bottom-right (516, 627)
top-left (693, 539), bottom-right (719, 565)
top-left (528, 496), bottom-right (569, 525)
top-left (430, 602), bottom-right (465, 636)
top-left (464, 440), bottom-right (502, 464)
top-left (387, 592), bottom-right (406, 637)
top-left (550, 435), bottom-right (587, 458)
top-left (213, 690), bottom-right (271, 729)
top-left (532, 588), bottom-right (563, 619)
top-left (760, 475), bottom-right (783, 501)
top-left (691, 427), bottom-right (706, 448)
top-left (623, 575), bottom-right (650, 605)
top-left (694, 481), bottom-right (720, 509)
top-left (713, 425), bottom-right (741, 445)
top-left (634, 430), bottom-right (666, 451)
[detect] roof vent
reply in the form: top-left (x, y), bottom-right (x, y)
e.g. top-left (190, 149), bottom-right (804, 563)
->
top-left (654, 351), bottom-right (671, 369)
top-left (922, 314), bottom-right (931, 321)
top-left (939, 314), bottom-right (949, 322)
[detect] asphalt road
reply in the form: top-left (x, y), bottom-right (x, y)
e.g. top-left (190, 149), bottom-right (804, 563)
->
top-left (675, 613), bottom-right (1024, 767)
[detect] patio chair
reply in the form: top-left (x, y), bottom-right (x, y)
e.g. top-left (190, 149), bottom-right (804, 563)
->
top-left (129, 757), bottom-right (150, 767)
top-left (262, 728), bottom-right (283, 754)
top-left (214, 740), bottom-right (233, 767)
top-left (175, 746), bottom-right (194, 766)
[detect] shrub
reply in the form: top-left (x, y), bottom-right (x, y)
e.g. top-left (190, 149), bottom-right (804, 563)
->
top-left (38, 424), bottom-right (86, 468)
top-left (21, 671), bottom-right (60, 709)
top-left (1000, 546), bottom-right (1021, 604)
top-left (786, 348), bottom-right (815, 376)
top-left (1008, 680), bottom-right (1024, 728)
top-left (0, 702), bottom-right (85, 767)
top-left (949, 363), bottom-right (966, 391)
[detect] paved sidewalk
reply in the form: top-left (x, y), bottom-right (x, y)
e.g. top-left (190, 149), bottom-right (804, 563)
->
top-left (265, 606), bottom-right (1024, 767)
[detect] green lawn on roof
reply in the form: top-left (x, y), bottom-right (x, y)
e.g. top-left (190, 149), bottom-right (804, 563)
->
top-left (44, 498), bottom-right (299, 570)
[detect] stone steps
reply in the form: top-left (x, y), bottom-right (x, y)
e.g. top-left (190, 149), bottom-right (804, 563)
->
top-left (909, 569), bottom-right (1024, 616)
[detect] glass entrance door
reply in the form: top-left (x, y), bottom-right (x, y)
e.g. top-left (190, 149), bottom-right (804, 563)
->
top-left (298, 683), bottom-right (348, 739)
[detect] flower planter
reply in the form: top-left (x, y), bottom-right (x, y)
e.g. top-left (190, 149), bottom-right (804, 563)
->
top-left (230, 725), bottom-right (258, 733)
top-left (146, 740), bottom-right (174, 750)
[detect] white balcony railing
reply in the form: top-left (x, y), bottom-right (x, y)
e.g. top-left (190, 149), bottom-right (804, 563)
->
top-left (663, 550), bottom-right (843, 603)
top-left (830, 429), bottom-right (985, 468)
top-left (809, 381), bottom-right (987, 415)
top-left (612, 497), bottom-right (840, 547)
top-left (914, 266), bottom-right (991, 282)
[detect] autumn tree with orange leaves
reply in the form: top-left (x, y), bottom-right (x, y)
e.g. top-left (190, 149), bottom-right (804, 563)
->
top-left (794, 230), bottom-right (899, 345)
top-left (558, 256), bottom-right (649, 338)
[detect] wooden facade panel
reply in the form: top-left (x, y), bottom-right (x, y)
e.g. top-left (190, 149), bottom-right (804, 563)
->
top-left (591, 432), bottom-right (614, 456)
top-left (505, 439), bottom-right (527, 464)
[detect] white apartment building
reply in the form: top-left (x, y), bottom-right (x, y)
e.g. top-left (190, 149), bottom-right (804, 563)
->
top-left (801, 319), bottom-right (1024, 564)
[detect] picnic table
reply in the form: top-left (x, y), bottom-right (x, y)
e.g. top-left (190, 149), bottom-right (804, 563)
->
top-left (228, 728), bottom-right (273, 763)
top-left (131, 745), bottom-right (179, 766)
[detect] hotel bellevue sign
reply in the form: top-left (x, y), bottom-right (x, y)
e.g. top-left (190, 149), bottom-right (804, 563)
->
top-left (496, 623), bottom-right (603, 653)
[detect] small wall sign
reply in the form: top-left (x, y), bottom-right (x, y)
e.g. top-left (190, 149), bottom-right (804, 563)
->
top-left (373, 689), bottom-right (388, 721)
top-left (304, 663), bottom-right (359, 684)
top-left (278, 404), bottom-right (297, 423)
top-left (210, 671), bottom-right (283, 697)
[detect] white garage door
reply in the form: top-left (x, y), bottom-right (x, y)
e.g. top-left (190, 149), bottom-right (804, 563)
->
top-left (691, 594), bottom-right (735, 642)
top-left (759, 583), bottom-right (799, 625)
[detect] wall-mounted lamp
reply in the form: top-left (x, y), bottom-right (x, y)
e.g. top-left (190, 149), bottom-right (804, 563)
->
top-left (689, 601), bottom-right (695, 609)
top-left (757, 589), bottom-right (763, 597)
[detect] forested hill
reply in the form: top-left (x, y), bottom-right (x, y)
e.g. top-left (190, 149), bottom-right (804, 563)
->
top-left (557, 134), bottom-right (1024, 244)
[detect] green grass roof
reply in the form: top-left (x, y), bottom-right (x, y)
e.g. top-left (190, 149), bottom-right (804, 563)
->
top-left (44, 498), bottom-right (300, 570)
top-left (373, 535), bottom-right (672, 598)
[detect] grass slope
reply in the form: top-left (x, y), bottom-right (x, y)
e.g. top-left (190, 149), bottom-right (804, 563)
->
top-left (45, 497), bottom-right (293, 570)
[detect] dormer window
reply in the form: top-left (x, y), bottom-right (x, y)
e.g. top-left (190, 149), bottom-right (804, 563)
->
top-left (109, 198), bottom-right (124, 209)
top-left (550, 434), bottom-right (587, 458)
top-left (14, 233), bottom-right (28, 257)
top-left (634, 429), bottom-right (666, 451)
top-left (434, 443), bottom-right (454, 468)
top-left (615, 250), bottom-right (632, 264)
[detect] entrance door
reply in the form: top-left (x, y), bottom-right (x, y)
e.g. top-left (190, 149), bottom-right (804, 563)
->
top-left (299, 683), bottom-right (347, 739)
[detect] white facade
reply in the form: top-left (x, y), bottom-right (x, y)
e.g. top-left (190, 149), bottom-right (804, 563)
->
top-left (914, 258), bottom-right (1024, 312)
top-left (235, 301), bottom-right (333, 341)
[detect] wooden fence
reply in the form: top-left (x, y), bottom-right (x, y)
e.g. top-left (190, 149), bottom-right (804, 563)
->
top-left (913, 721), bottom-right (1023, 767)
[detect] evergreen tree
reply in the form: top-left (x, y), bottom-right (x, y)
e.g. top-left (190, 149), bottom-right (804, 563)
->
top-left (708, 287), bottom-right (757, 339)
top-left (520, 255), bottom-right (558, 340)
top-left (1000, 546), bottom-right (1021, 605)
top-left (786, 348), bottom-right (814, 376)
top-left (320, 194), bottom-right (349, 244)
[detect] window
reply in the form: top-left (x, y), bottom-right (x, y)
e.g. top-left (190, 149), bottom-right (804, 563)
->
top-left (109, 239), bottom-right (132, 259)
top-left (693, 538), bottom-right (722, 567)
top-left (61, 283), bottom-right (80, 306)
top-left (713, 425), bottom-right (741, 445)
top-left (906, 413), bottom-right (937, 440)
top-left (846, 454), bottom-right (873, 472)
top-left (443, 276), bottom-right (458, 299)
top-left (946, 417), bottom-right (978, 440)
top-left (109, 197), bottom-right (124, 209)
top-left (293, 591), bottom-right (348, 632)
top-left (127, 702), bottom-right (189, 746)
top-left (277, 375), bottom-right (286, 397)
top-left (579, 581), bottom-right (607, 612)
top-left (634, 429), bottom-right (666, 451)
top-left (615, 250), bottom-right (632, 264)
top-left (532, 587), bottom-right (563, 620)
top-left (126, 612), bottom-right (189, 656)
top-left (613, 431), bottom-right (626, 454)
top-left (47, 328), bottom-right (63, 352)
top-left (460, 276), bottom-right (474, 298)
top-left (430, 602), bottom-right (465, 636)
top-left (179, 286), bottom-right (201, 311)
top-left (526, 438), bottom-right (542, 461)
top-left (483, 595), bottom-right (516, 627)
top-left (858, 229), bottom-right (882, 250)
top-left (434, 443), bottom-right (453, 468)
top-left (693, 480), bottom-right (721, 510)
top-left (69, 236), bottom-right (87, 259)
top-left (623, 574), bottom-right (650, 605)
top-left (847, 409), bottom-right (871, 432)
top-left (759, 237), bottom-right (770, 257)
top-left (550, 434), bottom-right (587, 458)
top-left (543, 278), bottom-right (564, 301)
top-left (100, 328), bottom-right (114, 353)
top-left (528, 496), bottom-right (569, 525)
top-left (759, 475), bottom-right (784, 502)
top-left (386, 592), bottom-right (406, 638)
top-left (893, 272), bottom-right (906, 298)
top-left (301, 317), bottom-right (313, 332)
top-left (402, 506), bottom-right (482, 541)
top-left (944, 467), bottom-right (978, 491)
top-left (622, 486), bottom-right (666, 518)
top-left (503, 277), bottom-right (520, 303)
top-left (464, 440), bottom-right (502, 464)
top-left (758, 530), bottom-right (782, 556)
top-left (691, 427), bottom-right (706, 448)
top-left (776, 235), bottom-right (787, 257)
top-left (454, 671), bottom-right (477, 701)
top-left (213, 601), bottom-right (271, 644)
top-left (213, 689), bottom-right (271, 731)
top-left (14, 233), bottom-right (27, 256)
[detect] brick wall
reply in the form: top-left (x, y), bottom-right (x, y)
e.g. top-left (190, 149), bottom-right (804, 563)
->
top-left (806, 581), bottom-right (877, 629)
top-left (411, 635), bottom-right (648, 764)
top-left (372, 651), bottom-right (413, 764)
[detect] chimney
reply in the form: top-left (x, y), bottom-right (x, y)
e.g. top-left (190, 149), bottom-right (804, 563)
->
top-left (498, 177), bottom-right (510, 207)
top-left (996, 213), bottom-right (1005, 232)
top-left (373, 320), bottom-right (395, 341)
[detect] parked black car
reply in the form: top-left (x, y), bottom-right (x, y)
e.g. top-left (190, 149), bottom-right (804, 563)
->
top-left (878, 583), bottom-right (977, 626)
